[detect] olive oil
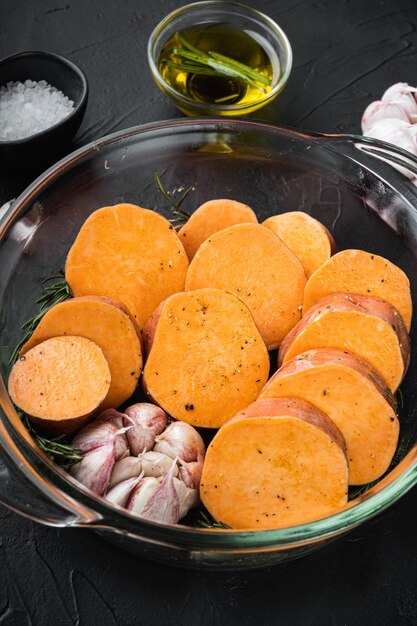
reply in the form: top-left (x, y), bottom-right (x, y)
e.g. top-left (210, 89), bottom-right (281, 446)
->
top-left (158, 23), bottom-right (280, 108)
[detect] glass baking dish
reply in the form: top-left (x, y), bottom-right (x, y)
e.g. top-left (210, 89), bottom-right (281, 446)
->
top-left (1, 118), bottom-right (417, 570)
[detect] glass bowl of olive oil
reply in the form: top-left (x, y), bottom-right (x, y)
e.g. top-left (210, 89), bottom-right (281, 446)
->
top-left (147, 1), bottom-right (292, 116)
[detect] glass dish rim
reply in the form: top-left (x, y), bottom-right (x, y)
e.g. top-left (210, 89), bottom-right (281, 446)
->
top-left (1, 116), bottom-right (417, 549)
top-left (147, 0), bottom-right (293, 113)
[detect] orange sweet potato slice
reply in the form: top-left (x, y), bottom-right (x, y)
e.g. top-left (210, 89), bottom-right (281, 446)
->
top-left (185, 223), bottom-right (307, 349)
top-left (278, 293), bottom-right (410, 391)
top-left (259, 348), bottom-right (398, 484)
top-left (303, 249), bottom-right (412, 330)
top-left (200, 398), bottom-right (348, 530)
top-left (143, 288), bottom-right (270, 428)
top-left (263, 212), bottom-right (336, 278)
top-left (8, 336), bottom-right (111, 435)
top-left (178, 199), bottom-right (258, 260)
top-left (65, 203), bottom-right (189, 328)
top-left (19, 296), bottom-right (143, 410)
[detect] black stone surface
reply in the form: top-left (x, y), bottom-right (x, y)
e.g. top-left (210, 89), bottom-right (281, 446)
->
top-left (1, 0), bottom-right (417, 623)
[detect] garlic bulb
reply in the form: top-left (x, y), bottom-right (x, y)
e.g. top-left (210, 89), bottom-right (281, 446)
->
top-left (153, 421), bottom-right (205, 463)
top-left (68, 401), bottom-right (206, 526)
top-left (70, 442), bottom-right (115, 496)
top-left (123, 403), bottom-right (168, 455)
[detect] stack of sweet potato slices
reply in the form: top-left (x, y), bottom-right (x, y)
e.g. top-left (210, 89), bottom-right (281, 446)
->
top-left (8, 199), bottom-right (412, 531)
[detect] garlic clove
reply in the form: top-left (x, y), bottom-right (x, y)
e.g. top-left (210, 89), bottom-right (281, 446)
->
top-left (140, 450), bottom-right (179, 478)
top-left (363, 118), bottom-right (417, 180)
top-left (361, 100), bottom-right (410, 133)
top-left (380, 83), bottom-right (417, 120)
top-left (106, 476), bottom-right (142, 507)
top-left (72, 409), bottom-right (129, 461)
top-left (98, 408), bottom-right (125, 430)
top-left (178, 453), bottom-right (204, 489)
top-left (153, 421), bottom-right (205, 463)
top-left (108, 455), bottom-right (142, 489)
top-left (141, 462), bottom-right (180, 524)
top-left (70, 442), bottom-right (115, 496)
top-left (97, 409), bottom-right (130, 460)
top-left (126, 476), bottom-right (160, 514)
top-left (72, 420), bottom-right (118, 455)
top-left (123, 403), bottom-right (168, 456)
top-left (382, 82), bottom-right (417, 99)
top-left (173, 477), bottom-right (200, 520)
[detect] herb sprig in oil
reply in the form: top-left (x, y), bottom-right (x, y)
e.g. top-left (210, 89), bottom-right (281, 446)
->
top-left (158, 25), bottom-right (277, 107)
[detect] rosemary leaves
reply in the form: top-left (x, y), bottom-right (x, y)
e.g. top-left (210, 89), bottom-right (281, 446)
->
top-left (158, 26), bottom-right (275, 107)
top-left (9, 271), bottom-right (72, 365)
top-left (155, 172), bottom-right (193, 228)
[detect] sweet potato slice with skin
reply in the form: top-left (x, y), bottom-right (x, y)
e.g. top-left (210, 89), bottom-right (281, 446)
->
top-left (19, 296), bottom-right (143, 410)
top-left (8, 336), bottom-right (111, 435)
top-left (263, 212), bottom-right (336, 278)
top-left (259, 348), bottom-right (398, 484)
top-left (200, 398), bottom-right (348, 530)
top-left (143, 288), bottom-right (270, 428)
top-left (65, 203), bottom-right (189, 329)
top-left (185, 223), bottom-right (307, 349)
top-left (303, 249), bottom-right (412, 330)
top-left (278, 293), bottom-right (410, 392)
top-left (178, 199), bottom-right (258, 261)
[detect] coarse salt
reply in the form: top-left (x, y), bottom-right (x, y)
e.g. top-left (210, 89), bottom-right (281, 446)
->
top-left (0, 79), bottom-right (75, 141)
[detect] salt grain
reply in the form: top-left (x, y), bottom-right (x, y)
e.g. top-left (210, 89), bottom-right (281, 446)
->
top-left (0, 79), bottom-right (75, 141)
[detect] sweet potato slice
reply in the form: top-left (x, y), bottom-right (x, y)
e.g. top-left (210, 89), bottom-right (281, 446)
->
top-left (263, 212), bottom-right (336, 278)
top-left (278, 293), bottom-right (410, 391)
top-left (65, 203), bottom-right (189, 328)
top-left (185, 223), bottom-right (306, 349)
top-left (143, 288), bottom-right (270, 428)
top-left (8, 336), bottom-right (111, 435)
top-left (303, 249), bottom-right (412, 330)
top-left (200, 398), bottom-right (348, 530)
top-left (259, 349), bottom-right (398, 484)
top-left (178, 199), bottom-right (258, 260)
top-left (19, 296), bottom-right (143, 410)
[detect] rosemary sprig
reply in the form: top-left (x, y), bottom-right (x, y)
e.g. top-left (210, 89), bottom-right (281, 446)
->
top-left (155, 172), bottom-right (194, 228)
top-left (164, 32), bottom-right (272, 94)
top-left (208, 51), bottom-right (271, 86)
top-left (17, 410), bottom-right (82, 467)
top-left (162, 60), bottom-right (222, 77)
top-left (194, 509), bottom-right (231, 529)
top-left (348, 480), bottom-right (379, 501)
top-left (172, 49), bottom-right (266, 93)
top-left (396, 388), bottom-right (404, 409)
top-left (8, 272), bottom-right (72, 365)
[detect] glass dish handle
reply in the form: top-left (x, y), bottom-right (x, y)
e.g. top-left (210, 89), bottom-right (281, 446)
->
top-left (319, 132), bottom-right (417, 181)
top-left (0, 411), bottom-right (98, 526)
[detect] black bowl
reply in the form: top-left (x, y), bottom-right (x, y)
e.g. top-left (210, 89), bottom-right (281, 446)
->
top-left (0, 50), bottom-right (88, 166)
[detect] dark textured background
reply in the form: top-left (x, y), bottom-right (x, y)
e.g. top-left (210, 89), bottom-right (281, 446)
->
top-left (1, 0), bottom-right (417, 624)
